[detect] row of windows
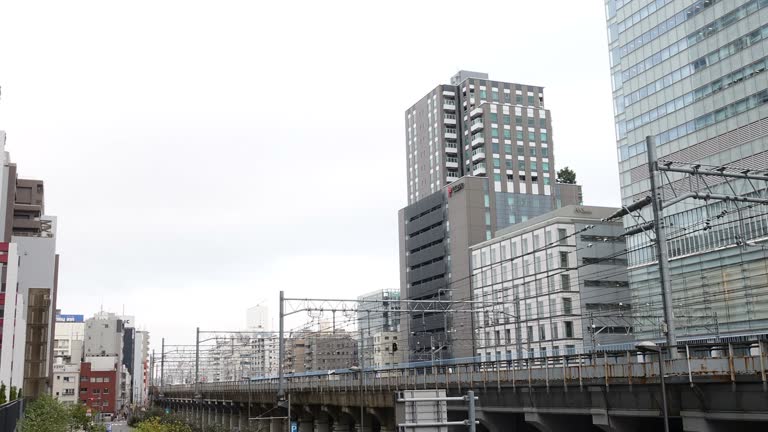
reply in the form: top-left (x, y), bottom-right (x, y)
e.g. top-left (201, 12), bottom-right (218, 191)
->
top-left (480, 321), bottom-right (577, 347)
top-left (407, 203), bottom-right (442, 223)
top-left (612, 0), bottom-right (719, 63)
top-left (80, 376), bottom-right (111, 383)
top-left (473, 261), bottom-right (574, 290)
top-left (470, 143), bottom-right (549, 158)
top-left (620, 88), bottom-right (768, 161)
top-left (472, 229), bottom-right (571, 269)
top-left (619, 0), bottom-right (764, 84)
top-left (485, 113), bottom-right (547, 128)
top-left (614, 0), bottom-right (674, 37)
top-left (623, 56), bottom-right (768, 136)
top-left (619, 23), bottom-right (768, 114)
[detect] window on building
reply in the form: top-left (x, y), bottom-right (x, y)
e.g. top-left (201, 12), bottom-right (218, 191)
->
top-left (559, 252), bottom-right (569, 268)
top-left (495, 330), bottom-right (501, 345)
top-left (492, 128), bottom-right (499, 137)
top-left (565, 321), bottom-right (574, 338)
top-left (539, 325), bottom-right (546, 341)
top-left (504, 129), bottom-right (511, 139)
top-left (527, 326), bottom-right (534, 342)
top-left (551, 323), bottom-right (559, 339)
top-left (505, 329), bottom-right (512, 344)
top-left (503, 115), bottom-right (511, 125)
top-left (561, 274), bottom-right (571, 291)
top-left (563, 298), bottom-right (573, 315)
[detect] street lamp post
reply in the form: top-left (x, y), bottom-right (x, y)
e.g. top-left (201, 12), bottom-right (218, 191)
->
top-left (636, 341), bottom-right (669, 432)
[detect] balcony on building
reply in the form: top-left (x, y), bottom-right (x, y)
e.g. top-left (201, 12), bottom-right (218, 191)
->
top-left (470, 118), bottom-right (484, 133)
top-left (444, 128), bottom-right (457, 139)
top-left (470, 107), bottom-right (483, 118)
top-left (446, 171), bottom-right (459, 182)
top-left (443, 100), bottom-right (456, 111)
top-left (442, 89), bottom-right (456, 97)
top-left (472, 162), bottom-right (486, 176)
top-left (471, 148), bottom-right (486, 162)
top-left (445, 142), bottom-right (458, 154)
top-left (471, 134), bottom-right (485, 148)
top-left (446, 156), bottom-right (459, 169)
top-left (444, 114), bottom-right (457, 126)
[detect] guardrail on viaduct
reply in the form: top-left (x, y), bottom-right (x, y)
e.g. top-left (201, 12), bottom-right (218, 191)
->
top-left (158, 340), bottom-right (768, 432)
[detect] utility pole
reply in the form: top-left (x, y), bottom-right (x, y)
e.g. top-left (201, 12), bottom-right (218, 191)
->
top-left (195, 327), bottom-right (200, 388)
top-left (646, 136), bottom-right (678, 356)
top-left (359, 321), bottom-right (365, 432)
top-left (161, 338), bottom-right (166, 387)
top-left (277, 290), bottom-right (285, 401)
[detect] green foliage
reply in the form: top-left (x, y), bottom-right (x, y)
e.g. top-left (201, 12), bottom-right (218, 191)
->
top-left (0, 382), bottom-right (6, 405)
top-left (9, 386), bottom-right (17, 401)
top-left (16, 397), bottom-right (103, 432)
top-left (556, 166), bottom-right (577, 184)
top-left (135, 416), bottom-right (193, 432)
top-left (19, 394), bottom-right (70, 432)
top-left (69, 403), bottom-right (92, 432)
top-left (129, 407), bottom-right (166, 427)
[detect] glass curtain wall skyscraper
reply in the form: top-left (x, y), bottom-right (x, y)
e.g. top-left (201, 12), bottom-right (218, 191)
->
top-left (605, 0), bottom-right (768, 339)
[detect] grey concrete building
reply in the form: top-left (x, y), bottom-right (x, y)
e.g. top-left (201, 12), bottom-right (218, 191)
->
top-left (605, 0), bottom-right (768, 339)
top-left (357, 289), bottom-right (400, 367)
top-left (400, 72), bottom-right (583, 361)
top-left (302, 331), bottom-right (358, 372)
top-left (471, 205), bottom-right (631, 361)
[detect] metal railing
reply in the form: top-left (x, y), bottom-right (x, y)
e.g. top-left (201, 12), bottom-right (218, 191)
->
top-left (0, 400), bottom-right (25, 432)
top-left (161, 339), bottom-right (767, 397)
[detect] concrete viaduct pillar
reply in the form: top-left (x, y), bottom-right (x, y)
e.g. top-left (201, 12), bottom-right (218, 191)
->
top-left (298, 417), bottom-right (313, 432)
top-left (222, 407), bottom-right (231, 431)
top-left (269, 417), bottom-right (283, 432)
top-left (314, 418), bottom-right (330, 432)
top-left (239, 406), bottom-right (249, 431)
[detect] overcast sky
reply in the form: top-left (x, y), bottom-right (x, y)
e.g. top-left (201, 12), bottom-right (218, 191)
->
top-left (0, 0), bottom-right (619, 349)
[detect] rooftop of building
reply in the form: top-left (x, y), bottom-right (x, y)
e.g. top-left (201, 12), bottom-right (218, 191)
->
top-left (472, 204), bottom-right (622, 249)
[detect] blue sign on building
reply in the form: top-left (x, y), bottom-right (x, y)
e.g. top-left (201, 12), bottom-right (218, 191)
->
top-left (56, 314), bottom-right (84, 323)
top-left (291, 421), bottom-right (298, 432)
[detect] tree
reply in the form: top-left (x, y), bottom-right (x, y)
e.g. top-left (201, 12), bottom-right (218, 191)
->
top-left (0, 383), bottom-right (6, 405)
top-left (19, 394), bottom-right (70, 432)
top-left (69, 403), bottom-right (91, 432)
top-left (556, 166), bottom-right (577, 184)
top-left (9, 386), bottom-right (17, 401)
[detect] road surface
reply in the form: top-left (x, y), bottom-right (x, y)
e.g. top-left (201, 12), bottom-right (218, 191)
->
top-left (108, 420), bottom-right (133, 432)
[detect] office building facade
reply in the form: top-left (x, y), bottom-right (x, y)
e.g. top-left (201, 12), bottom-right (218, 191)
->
top-left (471, 206), bottom-right (631, 361)
top-left (400, 72), bottom-right (583, 361)
top-left (605, 0), bottom-right (768, 338)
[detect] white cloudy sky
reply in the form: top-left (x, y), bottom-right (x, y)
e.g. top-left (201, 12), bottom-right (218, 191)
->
top-left (0, 0), bottom-right (619, 349)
